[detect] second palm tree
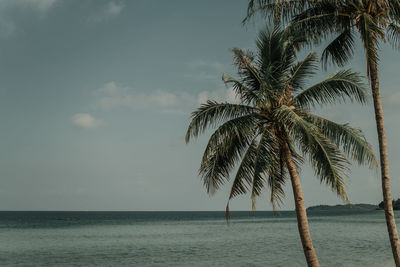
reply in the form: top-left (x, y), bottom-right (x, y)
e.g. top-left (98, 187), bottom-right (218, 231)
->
top-left (186, 28), bottom-right (376, 267)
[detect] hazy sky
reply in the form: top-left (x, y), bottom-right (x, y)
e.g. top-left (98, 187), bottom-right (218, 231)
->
top-left (1, 0), bottom-right (400, 211)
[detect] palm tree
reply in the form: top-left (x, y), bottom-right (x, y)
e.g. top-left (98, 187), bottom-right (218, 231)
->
top-left (186, 27), bottom-right (376, 267)
top-left (245, 1), bottom-right (400, 264)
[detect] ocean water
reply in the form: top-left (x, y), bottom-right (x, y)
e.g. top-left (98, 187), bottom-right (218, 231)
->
top-left (0, 210), bottom-right (398, 267)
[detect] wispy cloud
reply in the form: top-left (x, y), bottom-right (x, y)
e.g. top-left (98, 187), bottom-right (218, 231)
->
top-left (71, 113), bottom-right (105, 129)
top-left (0, 0), bottom-right (58, 11)
top-left (106, 1), bottom-right (123, 16)
top-left (196, 86), bottom-right (240, 105)
top-left (94, 81), bottom-right (240, 113)
top-left (88, 1), bottom-right (124, 23)
top-left (0, 0), bottom-right (58, 37)
top-left (95, 82), bottom-right (180, 110)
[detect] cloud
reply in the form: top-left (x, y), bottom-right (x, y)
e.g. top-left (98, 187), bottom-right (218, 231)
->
top-left (71, 113), bottom-right (105, 129)
top-left (88, 1), bottom-right (124, 23)
top-left (96, 82), bottom-right (179, 110)
top-left (0, 0), bottom-right (57, 11)
top-left (196, 86), bottom-right (240, 105)
top-left (0, 0), bottom-right (57, 37)
top-left (94, 81), bottom-right (240, 113)
top-left (106, 1), bottom-right (123, 16)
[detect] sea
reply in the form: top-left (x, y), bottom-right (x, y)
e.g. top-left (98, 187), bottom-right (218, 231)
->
top-left (0, 210), bottom-right (398, 267)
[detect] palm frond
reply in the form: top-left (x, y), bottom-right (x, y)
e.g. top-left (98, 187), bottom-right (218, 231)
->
top-left (387, 23), bottom-right (400, 49)
top-left (267, 142), bottom-right (287, 209)
top-left (185, 101), bottom-right (256, 143)
top-left (300, 109), bottom-right (377, 168)
top-left (291, 2), bottom-right (349, 43)
top-left (288, 51), bottom-right (319, 91)
top-left (232, 48), bottom-right (262, 84)
top-left (293, 69), bottom-right (368, 108)
top-left (244, 0), bottom-right (310, 25)
top-left (255, 26), bottom-right (309, 102)
top-left (274, 105), bottom-right (350, 201)
top-left (250, 127), bottom-right (280, 210)
top-left (222, 73), bottom-right (258, 104)
top-left (256, 27), bottom-right (290, 100)
top-left (228, 139), bottom-right (258, 200)
top-left (227, 127), bottom-right (288, 213)
top-left (257, 26), bottom-right (287, 76)
top-left (389, 0), bottom-right (400, 20)
top-left (321, 29), bottom-right (355, 68)
top-left (199, 115), bottom-right (259, 194)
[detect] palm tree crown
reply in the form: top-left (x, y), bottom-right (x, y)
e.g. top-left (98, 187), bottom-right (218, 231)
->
top-left (186, 27), bottom-right (376, 212)
top-left (245, 0), bottom-right (400, 74)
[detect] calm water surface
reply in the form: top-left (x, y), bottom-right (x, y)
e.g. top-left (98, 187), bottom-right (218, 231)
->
top-left (0, 210), bottom-right (398, 266)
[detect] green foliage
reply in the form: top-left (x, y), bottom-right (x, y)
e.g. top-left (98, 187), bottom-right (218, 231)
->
top-left (379, 198), bottom-right (400, 210)
top-left (244, 0), bottom-right (400, 78)
top-left (186, 27), bottom-right (375, 215)
top-left (185, 101), bottom-right (256, 143)
top-left (293, 69), bottom-right (368, 108)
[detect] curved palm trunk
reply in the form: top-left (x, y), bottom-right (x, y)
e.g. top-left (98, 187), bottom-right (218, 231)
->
top-left (369, 60), bottom-right (400, 266)
top-left (283, 142), bottom-right (320, 267)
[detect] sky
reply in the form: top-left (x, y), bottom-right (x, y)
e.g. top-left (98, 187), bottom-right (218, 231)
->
top-left (0, 0), bottom-right (400, 211)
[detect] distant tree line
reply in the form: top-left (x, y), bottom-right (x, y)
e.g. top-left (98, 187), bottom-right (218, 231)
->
top-left (379, 199), bottom-right (400, 210)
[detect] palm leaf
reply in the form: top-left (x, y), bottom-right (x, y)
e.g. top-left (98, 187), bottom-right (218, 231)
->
top-left (250, 127), bottom-right (280, 210)
top-left (222, 73), bottom-right (258, 104)
top-left (387, 23), bottom-right (400, 49)
top-left (288, 51), bottom-right (319, 91)
top-left (274, 105), bottom-right (350, 201)
top-left (300, 110), bottom-right (377, 168)
top-left (321, 28), bottom-right (355, 68)
top-left (199, 115), bottom-right (259, 194)
top-left (228, 139), bottom-right (258, 200)
top-left (293, 69), bottom-right (368, 108)
top-left (185, 101), bottom-right (256, 143)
